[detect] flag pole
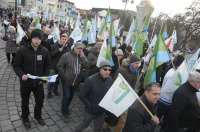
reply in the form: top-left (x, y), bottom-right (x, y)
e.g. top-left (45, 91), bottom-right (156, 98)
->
top-left (150, 15), bottom-right (158, 42)
top-left (137, 98), bottom-right (154, 118)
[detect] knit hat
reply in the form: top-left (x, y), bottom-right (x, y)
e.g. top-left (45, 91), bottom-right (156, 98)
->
top-left (74, 42), bottom-right (83, 48)
top-left (196, 69), bottom-right (200, 73)
top-left (129, 54), bottom-right (140, 63)
top-left (173, 55), bottom-right (184, 67)
top-left (30, 29), bottom-right (43, 40)
top-left (98, 60), bottom-right (111, 69)
top-left (115, 49), bottom-right (124, 56)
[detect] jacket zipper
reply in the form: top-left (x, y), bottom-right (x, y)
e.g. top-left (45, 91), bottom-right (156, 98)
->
top-left (72, 55), bottom-right (78, 86)
top-left (34, 51), bottom-right (36, 86)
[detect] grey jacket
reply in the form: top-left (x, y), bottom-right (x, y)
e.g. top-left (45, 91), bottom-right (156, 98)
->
top-left (57, 51), bottom-right (89, 86)
top-left (2, 32), bottom-right (17, 53)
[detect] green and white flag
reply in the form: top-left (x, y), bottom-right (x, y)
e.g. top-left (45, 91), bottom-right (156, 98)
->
top-left (96, 39), bottom-right (107, 67)
top-left (99, 73), bottom-right (139, 117)
top-left (16, 22), bottom-right (26, 43)
top-left (161, 60), bottom-right (189, 94)
top-left (48, 23), bottom-right (60, 43)
top-left (70, 27), bottom-right (83, 44)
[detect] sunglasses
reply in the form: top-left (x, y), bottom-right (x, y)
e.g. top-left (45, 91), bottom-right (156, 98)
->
top-left (102, 68), bottom-right (112, 72)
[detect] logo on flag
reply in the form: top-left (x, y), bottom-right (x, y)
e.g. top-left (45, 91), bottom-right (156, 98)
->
top-left (175, 72), bottom-right (182, 86)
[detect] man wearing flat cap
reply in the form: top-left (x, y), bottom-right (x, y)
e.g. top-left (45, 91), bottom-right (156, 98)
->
top-left (74, 60), bottom-right (114, 132)
top-left (57, 42), bottom-right (89, 117)
top-left (13, 29), bottom-right (50, 129)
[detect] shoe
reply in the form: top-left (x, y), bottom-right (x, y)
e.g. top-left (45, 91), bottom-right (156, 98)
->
top-left (53, 91), bottom-right (59, 96)
top-left (67, 109), bottom-right (71, 115)
top-left (34, 117), bottom-right (45, 126)
top-left (47, 93), bottom-right (53, 99)
top-left (21, 117), bottom-right (31, 129)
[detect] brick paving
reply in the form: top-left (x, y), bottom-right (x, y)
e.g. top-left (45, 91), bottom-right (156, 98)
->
top-left (0, 48), bottom-right (95, 132)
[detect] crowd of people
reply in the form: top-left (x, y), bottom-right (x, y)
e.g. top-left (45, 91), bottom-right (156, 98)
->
top-left (1, 14), bottom-right (200, 132)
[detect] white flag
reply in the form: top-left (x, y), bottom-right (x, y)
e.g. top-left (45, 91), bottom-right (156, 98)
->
top-left (99, 73), bottom-right (139, 117)
top-left (162, 60), bottom-right (189, 94)
top-left (192, 57), bottom-right (200, 71)
top-left (149, 34), bottom-right (157, 48)
top-left (125, 18), bottom-right (135, 45)
top-left (187, 48), bottom-right (200, 71)
top-left (48, 23), bottom-right (60, 43)
top-left (96, 39), bottom-right (107, 67)
top-left (89, 16), bottom-right (96, 44)
top-left (16, 22), bottom-right (26, 43)
top-left (114, 18), bottom-right (120, 35)
top-left (70, 27), bottom-right (83, 44)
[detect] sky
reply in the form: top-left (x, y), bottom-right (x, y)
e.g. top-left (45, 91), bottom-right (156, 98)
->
top-left (69, 0), bottom-right (194, 17)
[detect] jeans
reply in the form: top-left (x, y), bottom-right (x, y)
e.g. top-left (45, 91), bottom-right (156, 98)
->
top-left (47, 69), bottom-right (60, 94)
top-left (74, 110), bottom-right (105, 132)
top-left (20, 84), bottom-right (44, 119)
top-left (61, 83), bottom-right (74, 114)
top-left (157, 100), bottom-right (171, 130)
top-left (6, 53), bottom-right (16, 64)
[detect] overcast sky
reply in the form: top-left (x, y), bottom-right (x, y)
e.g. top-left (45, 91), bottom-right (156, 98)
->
top-left (69, 0), bottom-right (194, 17)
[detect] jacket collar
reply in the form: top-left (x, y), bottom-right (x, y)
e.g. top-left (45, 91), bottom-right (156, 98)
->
top-left (140, 94), bottom-right (154, 113)
top-left (186, 81), bottom-right (199, 93)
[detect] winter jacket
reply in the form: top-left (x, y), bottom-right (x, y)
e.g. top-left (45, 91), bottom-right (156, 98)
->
top-left (12, 42), bottom-right (50, 87)
top-left (114, 59), bottom-right (138, 90)
top-left (50, 42), bottom-right (69, 71)
top-left (2, 32), bottom-right (17, 53)
top-left (41, 34), bottom-right (54, 51)
top-left (166, 81), bottom-right (200, 132)
top-left (56, 51), bottom-right (89, 86)
top-left (79, 73), bottom-right (113, 115)
top-left (86, 49), bottom-right (99, 77)
top-left (123, 95), bottom-right (157, 132)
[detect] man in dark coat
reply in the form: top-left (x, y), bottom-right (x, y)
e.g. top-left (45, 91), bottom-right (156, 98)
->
top-left (166, 70), bottom-right (200, 132)
top-left (123, 82), bottom-right (160, 132)
top-left (74, 60), bottom-right (114, 132)
top-left (12, 29), bottom-right (50, 129)
top-left (114, 54), bottom-right (141, 90)
top-left (47, 34), bottom-right (70, 98)
top-left (85, 42), bottom-right (102, 78)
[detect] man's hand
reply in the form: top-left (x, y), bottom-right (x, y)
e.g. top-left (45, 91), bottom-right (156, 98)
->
top-left (59, 47), bottom-right (63, 52)
top-left (22, 75), bottom-right (27, 81)
top-left (151, 115), bottom-right (160, 125)
top-left (79, 50), bottom-right (85, 58)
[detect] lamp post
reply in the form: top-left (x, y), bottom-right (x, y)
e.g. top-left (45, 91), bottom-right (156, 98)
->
top-left (121, 0), bottom-right (134, 28)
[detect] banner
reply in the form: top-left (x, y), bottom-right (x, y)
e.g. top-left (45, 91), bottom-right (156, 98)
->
top-left (99, 73), bottom-right (139, 117)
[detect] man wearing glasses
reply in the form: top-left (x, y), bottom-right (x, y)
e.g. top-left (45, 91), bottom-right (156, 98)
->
top-left (74, 60), bottom-right (114, 132)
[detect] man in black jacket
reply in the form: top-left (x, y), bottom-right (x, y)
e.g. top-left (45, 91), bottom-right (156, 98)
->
top-left (166, 71), bottom-right (200, 132)
top-left (12, 29), bottom-right (50, 129)
top-left (123, 82), bottom-right (160, 132)
top-left (47, 34), bottom-right (69, 98)
top-left (74, 60), bottom-right (114, 132)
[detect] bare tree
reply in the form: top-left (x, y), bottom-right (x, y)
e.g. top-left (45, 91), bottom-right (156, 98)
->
top-left (178, 0), bottom-right (200, 48)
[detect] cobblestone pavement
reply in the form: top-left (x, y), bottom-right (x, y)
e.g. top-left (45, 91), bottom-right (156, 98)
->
top-left (0, 48), bottom-right (95, 132)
